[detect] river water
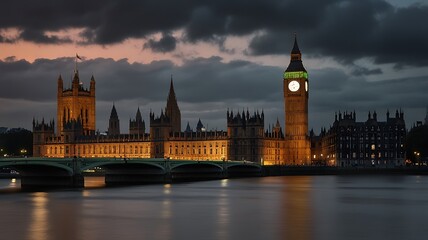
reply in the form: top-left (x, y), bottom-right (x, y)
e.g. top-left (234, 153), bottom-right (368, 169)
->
top-left (1, 175), bottom-right (428, 240)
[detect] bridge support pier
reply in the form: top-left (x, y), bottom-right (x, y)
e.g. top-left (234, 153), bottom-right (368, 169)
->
top-left (105, 173), bottom-right (165, 185)
top-left (20, 173), bottom-right (84, 189)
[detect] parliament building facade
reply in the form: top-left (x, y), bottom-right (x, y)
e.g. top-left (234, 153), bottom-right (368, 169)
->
top-left (33, 38), bottom-right (311, 165)
top-left (32, 38), bottom-right (406, 166)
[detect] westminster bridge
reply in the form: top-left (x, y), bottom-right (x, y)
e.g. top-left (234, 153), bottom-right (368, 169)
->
top-left (0, 157), bottom-right (262, 188)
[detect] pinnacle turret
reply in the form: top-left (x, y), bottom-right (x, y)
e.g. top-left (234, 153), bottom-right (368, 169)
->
top-left (291, 33), bottom-right (301, 54)
top-left (285, 33), bottom-right (306, 73)
top-left (165, 76), bottom-right (181, 132)
top-left (167, 76), bottom-right (176, 102)
top-left (110, 104), bottom-right (118, 118)
top-left (136, 107), bottom-right (142, 121)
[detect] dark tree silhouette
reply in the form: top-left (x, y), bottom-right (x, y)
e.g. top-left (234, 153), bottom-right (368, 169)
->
top-left (0, 128), bottom-right (33, 157)
top-left (405, 125), bottom-right (428, 163)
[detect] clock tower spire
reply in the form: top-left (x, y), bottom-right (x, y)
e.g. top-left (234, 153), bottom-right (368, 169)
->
top-left (283, 34), bottom-right (310, 165)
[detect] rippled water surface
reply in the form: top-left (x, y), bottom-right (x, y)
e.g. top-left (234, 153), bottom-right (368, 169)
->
top-left (1, 175), bottom-right (428, 240)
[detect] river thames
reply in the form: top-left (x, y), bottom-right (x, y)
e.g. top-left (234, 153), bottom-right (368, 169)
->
top-left (1, 175), bottom-right (428, 240)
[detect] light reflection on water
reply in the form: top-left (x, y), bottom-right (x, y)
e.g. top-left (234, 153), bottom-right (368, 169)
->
top-left (0, 176), bottom-right (428, 240)
top-left (28, 192), bottom-right (50, 240)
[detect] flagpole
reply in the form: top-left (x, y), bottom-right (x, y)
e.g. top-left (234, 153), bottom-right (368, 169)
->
top-left (75, 54), bottom-right (82, 73)
top-left (75, 53), bottom-right (78, 73)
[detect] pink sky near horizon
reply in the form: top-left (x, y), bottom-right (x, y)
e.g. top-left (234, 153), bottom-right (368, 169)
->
top-left (0, 27), bottom-right (300, 70)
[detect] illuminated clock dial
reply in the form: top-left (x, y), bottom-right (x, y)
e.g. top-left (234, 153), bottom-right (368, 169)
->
top-left (288, 80), bottom-right (300, 92)
top-left (305, 81), bottom-right (308, 92)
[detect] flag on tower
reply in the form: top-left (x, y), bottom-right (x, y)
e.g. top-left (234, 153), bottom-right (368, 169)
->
top-left (76, 54), bottom-right (82, 60)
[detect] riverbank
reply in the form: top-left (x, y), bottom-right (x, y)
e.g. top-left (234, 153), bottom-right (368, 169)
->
top-left (263, 165), bottom-right (428, 176)
top-left (0, 173), bottom-right (19, 179)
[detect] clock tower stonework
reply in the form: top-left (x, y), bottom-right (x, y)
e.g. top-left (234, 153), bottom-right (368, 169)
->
top-left (284, 36), bottom-right (311, 165)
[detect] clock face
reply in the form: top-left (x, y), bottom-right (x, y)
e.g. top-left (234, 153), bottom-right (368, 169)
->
top-left (305, 81), bottom-right (308, 92)
top-left (288, 80), bottom-right (300, 92)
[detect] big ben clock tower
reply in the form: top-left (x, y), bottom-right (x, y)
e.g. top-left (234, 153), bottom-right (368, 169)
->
top-left (284, 35), bottom-right (311, 165)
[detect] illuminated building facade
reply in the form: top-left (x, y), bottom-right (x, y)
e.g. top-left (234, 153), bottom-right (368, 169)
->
top-left (57, 69), bottom-right (96, 136)
top-left (33, 38), bottom-right (310, 165)
top-left (283, 36), bottom-right (311, 165)
top-left (311, 110), bottom-right (407, 167)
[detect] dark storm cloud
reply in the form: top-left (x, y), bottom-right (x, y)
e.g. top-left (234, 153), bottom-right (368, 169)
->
top-left (1, 56), bottom-right (428, 131)
top-left (1, 0), bottom-right (427, 68)
top-left (351, 66), bottom-right (383, 76)
top-left (143, 32), bottom-right (177, 53)
top-left (20, 29), bottom-right (72, 44)
top-left (0, 34), bottom-right (15, 43)
top-left (309, 68), bottom-right (428, 112)
top-left (0, 56), bottom-right (280, 103)
top-left (247, 1), bottom-right (428, 68)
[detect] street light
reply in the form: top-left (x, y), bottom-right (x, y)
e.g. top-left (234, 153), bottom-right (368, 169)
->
top-left (20, 149), bottom-right (27, 156)
top-left (414, 151), bottom-right (421, 166)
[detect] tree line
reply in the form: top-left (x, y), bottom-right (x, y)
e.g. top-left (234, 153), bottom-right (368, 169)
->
top-left (0, 128), bottom-right (33, 157)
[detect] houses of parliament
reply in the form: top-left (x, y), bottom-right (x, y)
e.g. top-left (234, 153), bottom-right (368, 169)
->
top-left (32, 37), bottom-right (310, 165)
top-left (32, 37), bottom-right (407, 166)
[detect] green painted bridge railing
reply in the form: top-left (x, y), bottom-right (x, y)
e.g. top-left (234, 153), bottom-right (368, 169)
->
top-left (0, 157), bottom-right (263, 188)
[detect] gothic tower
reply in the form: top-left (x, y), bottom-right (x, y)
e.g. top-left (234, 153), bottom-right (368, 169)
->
top-left (283, 35), bottom-right (311, 165)
top-left (57, 67), bottom-right (96, 136)
top-left (165, 77), bottom-right (181, 133)
top-left (32, 118), bottom-right (55, 157)
top-left (129, 107), bottom-right (145, 136)
top-left (108, 104), bottom-right (120, 136)
top-left (227, 109), bottom-right (264, 162)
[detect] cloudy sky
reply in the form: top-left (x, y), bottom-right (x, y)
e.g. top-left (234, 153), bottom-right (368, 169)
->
top-left (1, 0), bottom-right (427, 134)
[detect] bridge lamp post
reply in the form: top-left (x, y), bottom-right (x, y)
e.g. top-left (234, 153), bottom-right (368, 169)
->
top-left (20, 149), bottom-right (27, 156)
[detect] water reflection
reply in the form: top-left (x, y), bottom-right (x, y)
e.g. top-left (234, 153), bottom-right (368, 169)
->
top-left (216, 179), bottom-right (230, 240)
top-left (2, 176), bottom-right (428, 240)
top-left (28, 192), bottom-right (50, 240)
top-left (9, 178), bottom-right (17, 188)
top-left (84, 176), bottom-right (105, 188)
top-left (282, 176), bottom-right (312, 240)
top-left (160, 183), bottom-right (172, 240)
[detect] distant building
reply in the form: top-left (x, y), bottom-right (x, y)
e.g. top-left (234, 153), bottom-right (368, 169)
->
top-left (129, 107), bottom-right (145, 136)
top-left (425, 106), bottom-right (428, 125)
top-left (108, 104), bottom-right (120, 136)
top-left (0, 127), bottom-right (7, 134)
top-left (311, 110), bottom-right (406, 167)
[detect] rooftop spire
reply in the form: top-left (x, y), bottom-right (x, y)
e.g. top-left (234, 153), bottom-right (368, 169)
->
top-left (285, 33), bottom-right (306, 73)
top-left (275, 117), bottom-right (281, 128)
top-left (291, 33), bottom-right (300, 54)
top-left (165, 75), bottom-right (181, 132)
top-left (168, 75), bottom-right (176, 101)
top-left (136, 107), bottom-right (142, 121)
top-left (110, 103), bottom-right (118, 118)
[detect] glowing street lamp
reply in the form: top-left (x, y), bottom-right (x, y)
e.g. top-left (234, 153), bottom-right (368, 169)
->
top-left (20, 149), bottom-right (27, 156)
top-left (413, 151), bottom-right (421, 165)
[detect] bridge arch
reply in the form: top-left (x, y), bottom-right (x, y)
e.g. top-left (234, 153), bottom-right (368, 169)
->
top-left (83, 160), bottom-right (167, 185)
top-left (0, 160), bottom-right (81, 188)
top-left (226, 163), bottom-right (262, 177)
top-left (170, 162), bottom-right (224, 180)
top-left (0, 161), bottom-right (74, 176)
top-left (81, 161), bottom-right (166, 173)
